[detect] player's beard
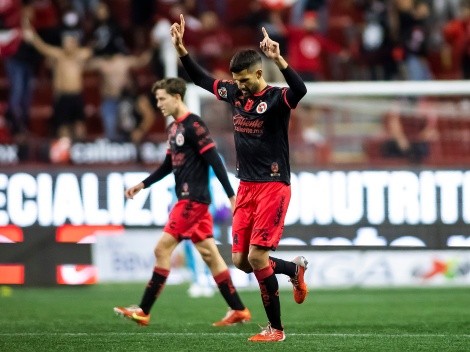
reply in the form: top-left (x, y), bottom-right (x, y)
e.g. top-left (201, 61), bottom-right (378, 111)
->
top-left (241, 86), bottom-right (255, 97)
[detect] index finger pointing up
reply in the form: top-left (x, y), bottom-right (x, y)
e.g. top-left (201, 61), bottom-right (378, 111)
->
top-left (261, 27), bottom-right (269, 39)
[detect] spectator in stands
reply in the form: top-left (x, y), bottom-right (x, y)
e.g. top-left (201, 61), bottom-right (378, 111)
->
top-left (194, 0), bottom-right (228, 19)
top-left (355, 0), bottom-right (399, 80)
top-left (291, 103), bottom-right (330, 165)
top-left (442, 0), bottom-right (470, 79)
top-left (432, 0), bottom-right (460, 22)
top-left (393, 0), bottom-right (433, 80)
top-left (195, 11), bottom-right (233, 75)
top-left (290, 0), bottom-right (328, 33)
top-left (71, 0), bottom-right (100, 19)
top-left (381, 98), bottom-right (439, 163)
top-left (130, 0), bottom-right (155, 51)
top-left (0, 0), bottom-right (22, 58)
top-left (285, 11), bottom-right (350, 81)
top-left (86, 50), bottom-right (152, 141)
top-left (23, 20), bottom-right (92, 141)
top-left (238, 1), bottom-right (288, 82)
top-left (59, 2), bottom-right (82, 33)
top-left (1, 0), bottom-right (39, 142)
top-left (28, 0), bottom-right (62, 46)
top-left (89, 1), bottom-right (128, 57)
top-left (114, 77), bottom-right (157, 144)
top-left (150, 14), bottom-right (178, 79)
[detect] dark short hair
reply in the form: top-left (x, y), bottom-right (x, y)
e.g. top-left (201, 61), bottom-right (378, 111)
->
top-left (229, 49), bottom-right (262, 73)
top-left (151, 77), bottom-right (187, 99)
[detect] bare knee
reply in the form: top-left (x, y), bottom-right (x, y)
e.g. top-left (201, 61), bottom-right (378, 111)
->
top-left (232, 254), bottom-right (252, 273)
top-left (247, 249), bottom-right (268, 270)
top-left (197, 246), bottom-right (212, 264)
top-left (154, 243), bottom-right (170, 262)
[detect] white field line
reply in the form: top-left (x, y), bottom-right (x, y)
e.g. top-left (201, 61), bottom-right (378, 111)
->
top-left (0, 332), bottom-right (469, 338)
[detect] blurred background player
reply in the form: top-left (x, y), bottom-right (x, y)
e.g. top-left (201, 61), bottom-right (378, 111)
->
top-left (171, 15), bottom-right (309, 342)
top-left (114, 77), bottom-right (251, 327)
top-left (185, 154), bottom-right (233, 298)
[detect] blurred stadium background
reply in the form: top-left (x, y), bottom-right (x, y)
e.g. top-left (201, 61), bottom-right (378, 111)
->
top-left (1, 0), bottom-right (470, 305)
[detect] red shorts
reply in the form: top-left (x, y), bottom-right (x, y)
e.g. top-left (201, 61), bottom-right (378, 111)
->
top-left (163, 200), bottom-right (213, 243)
top-left (232, 181), bottom-right (291, 253)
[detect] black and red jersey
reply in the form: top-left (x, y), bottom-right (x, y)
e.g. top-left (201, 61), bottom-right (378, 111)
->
top-left (213, 80), bottom-right (292, 184)
top-left (167, 112), bottom-right (215, 203)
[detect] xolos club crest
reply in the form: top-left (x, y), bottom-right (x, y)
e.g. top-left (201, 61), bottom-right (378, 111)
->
top-left (175, 133), bottom-right (185, 146)
top-left (256, 102), bottom-right (267, 114)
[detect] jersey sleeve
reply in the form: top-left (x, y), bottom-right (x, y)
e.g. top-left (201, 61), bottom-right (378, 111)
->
top-left (213, 79), bottom-right (239, 104)
top-left (187, 115), bottom-right (216, 154)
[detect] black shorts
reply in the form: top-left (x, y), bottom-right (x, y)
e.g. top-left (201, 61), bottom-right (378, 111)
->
top-left (53, 94), bottom-right (85, 126)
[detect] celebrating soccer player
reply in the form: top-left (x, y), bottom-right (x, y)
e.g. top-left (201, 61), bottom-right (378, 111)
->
top-left (171, 15), bottom-right (309, 342)
top-left (114, 78), bottom-right (251, 327)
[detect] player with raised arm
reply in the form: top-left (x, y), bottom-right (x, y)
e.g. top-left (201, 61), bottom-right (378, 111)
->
top-left (114, 78), bottom-right (251, 327)
top-left (171, 15), bottom-right (308, 342)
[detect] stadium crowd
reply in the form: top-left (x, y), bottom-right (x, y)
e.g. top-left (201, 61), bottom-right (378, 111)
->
top-left (0, 0), bottom-right (469, 164)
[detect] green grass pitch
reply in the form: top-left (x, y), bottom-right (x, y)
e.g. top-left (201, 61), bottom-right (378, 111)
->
top-left (0, 283), bottom-right (469, 351)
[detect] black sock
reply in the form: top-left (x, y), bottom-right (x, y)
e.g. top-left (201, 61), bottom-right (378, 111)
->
top-left (254, 266), bottom-right (283, 331)
top-left (139, 267), bottom-right (169, 315)
top-left (214, 270), bottom-right (245, 311)
top-left (269, 256), bottom-right (296, 277)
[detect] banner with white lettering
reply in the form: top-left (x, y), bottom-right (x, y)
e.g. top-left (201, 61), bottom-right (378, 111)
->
top-left (1, 169), bottom-right (470, 248)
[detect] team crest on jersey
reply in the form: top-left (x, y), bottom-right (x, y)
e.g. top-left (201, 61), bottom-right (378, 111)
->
top-left (218, 87), bottom-right (227, 98)
top-left (175, 133), bottom-right (185, 146)
top-left (270, 162), bottom-right (280, 177)
top-left (256, 102), bottom-right (267, 114)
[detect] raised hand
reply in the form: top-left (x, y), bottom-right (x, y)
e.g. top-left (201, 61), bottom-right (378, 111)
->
top-left (170, 14), bottom-right (188, 56)
top-left (259, 27), bottom-right (281, 60)
top-left (22, 18), bottom-right (35, 43)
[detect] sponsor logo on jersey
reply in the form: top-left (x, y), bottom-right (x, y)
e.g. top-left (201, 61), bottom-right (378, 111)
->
top-left (218, 87), bottom-right (228, 98)
top-left (256, 102), bottom-right (267, 114)
top-left (270, 162), bottom-right (280, 177)
top-left (181, 182), bottom-right (189, 197)
top-left (175, 133), bottom-right (185, 146)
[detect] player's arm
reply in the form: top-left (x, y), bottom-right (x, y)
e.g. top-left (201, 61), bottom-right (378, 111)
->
top-left (131, 94), bottom-right (156, 143)
top-left (201, 148), bottom-right (235, 200)
top-left (124, 153), bottom-right (173, 199)
top-left (142, 153), bottom-right (173, 188)
top-left (260, 27), bottom-right (307, 107)
top-left (281, 65), bottom-right (307, 108)
top-left (171, 14), bottom-right (215, 92)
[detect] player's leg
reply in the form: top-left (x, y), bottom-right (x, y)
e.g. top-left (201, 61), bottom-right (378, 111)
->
top-left (257, 182), bottom-right (309, 304)
top-left (247, 244), bottom-right (285, 342)
top-left (268, 252), bottom-right (309, 305)
top-left (184, 240), bottom-right (214, 298)
top-left (231, 181), bottom-right (254, 273)
top-left (114, 232), bottom-right (179, 325)
top-left (247, 182), bottom-right (304, 342)
top-left (191, 210), bottom-right (251, 326)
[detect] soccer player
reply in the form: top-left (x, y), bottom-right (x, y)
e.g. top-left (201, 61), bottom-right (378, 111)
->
top-left (171, 15), bottom-right (309, 342)
top-left (114, 78), bottom-right (251, 327)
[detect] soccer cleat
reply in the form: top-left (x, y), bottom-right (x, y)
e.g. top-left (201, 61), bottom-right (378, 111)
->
top-left (289, 256), bottom-right (309, 304)
top-left (248, 323), bottom-right (286, 342)
top-left (113, 305), bottom-right (150, 326)
top-left (212, 307), bottom-right (252, 326)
